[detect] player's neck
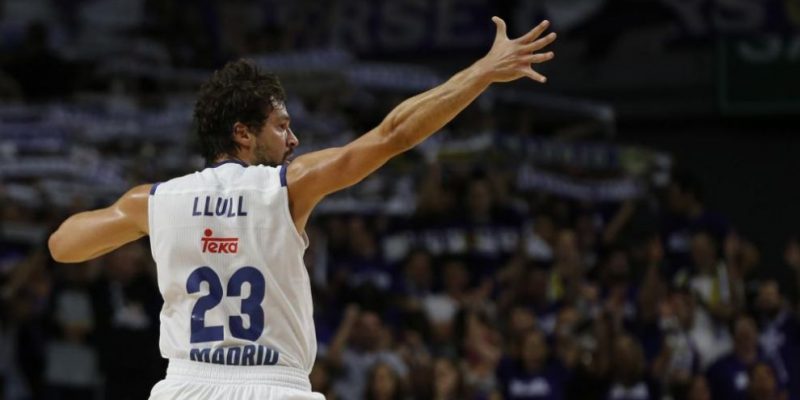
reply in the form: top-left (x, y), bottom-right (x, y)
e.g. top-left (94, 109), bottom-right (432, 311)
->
top-left (213, 155), bottom-right (251, 166)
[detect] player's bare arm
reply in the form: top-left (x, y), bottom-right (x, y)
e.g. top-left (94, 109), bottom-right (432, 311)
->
top-left (286, 17), bottom-right (556, 231)
top-left (49, 184), bottom-right (151, 263)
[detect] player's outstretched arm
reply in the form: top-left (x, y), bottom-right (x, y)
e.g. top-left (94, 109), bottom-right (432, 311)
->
top-left (49, 184), bottom-right (151, 263)
top-left (286, 17), bottom-right (556, 231)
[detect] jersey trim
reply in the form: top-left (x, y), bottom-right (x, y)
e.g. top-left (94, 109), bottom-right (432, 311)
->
top-left (150, 182), bottom-right (162, 195)
top-left (279, 164), bottom-right (288, 187)
top-left (209, 159), bottom-right (248, 168)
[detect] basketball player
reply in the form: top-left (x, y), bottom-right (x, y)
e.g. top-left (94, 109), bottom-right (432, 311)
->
top-left (48, 17), bottom-right (556, 400)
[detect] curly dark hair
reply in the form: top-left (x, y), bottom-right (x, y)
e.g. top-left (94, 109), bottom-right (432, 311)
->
top-left (193, 59), bottom-right (286, 164)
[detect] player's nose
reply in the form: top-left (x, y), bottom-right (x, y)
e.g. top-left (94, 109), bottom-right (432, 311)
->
top-left (288, 128), bottom-right (299, 148)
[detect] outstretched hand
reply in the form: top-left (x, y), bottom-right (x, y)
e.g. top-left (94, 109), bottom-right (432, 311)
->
top-left (480, 17), bottom-right (557, 84)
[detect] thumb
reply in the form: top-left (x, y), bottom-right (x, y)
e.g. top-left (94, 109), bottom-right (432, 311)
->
top-left (492, 16), bottom-right (507, 42)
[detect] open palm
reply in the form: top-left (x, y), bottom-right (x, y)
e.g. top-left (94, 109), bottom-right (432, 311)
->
top-left (481, 17), bottom-right (557, 83)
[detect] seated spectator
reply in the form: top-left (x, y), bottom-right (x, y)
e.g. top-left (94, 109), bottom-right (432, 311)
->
top-left (432, 357), bottom-right (469, 400)
top-left (365, 362), bottom-right (406, 400)
top-left (605, 334), bottom-right (658, 400)
top-left (328, 306), bottom-right (408, 400)
top-left (685, 375), bottom-right (711, 400)
top-left (455, 308), bottom-right (502, 398)
top-left (651, 290), bottom-right (702, 398)
top-left (706, 314), bottom-right (769, 400)
top-left (748, 361), bottom-right (788, 400)
top-left (755, 280), bottom-right (800, 399)
top-left (497, 329), bottom-right (570, 399)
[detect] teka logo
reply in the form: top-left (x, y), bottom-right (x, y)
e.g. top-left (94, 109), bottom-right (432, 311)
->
top-left (201, 229), bottom-right (239, 254)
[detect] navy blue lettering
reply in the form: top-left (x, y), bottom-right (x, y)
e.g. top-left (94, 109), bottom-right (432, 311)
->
top-left (242, 345), bottom-right (256, 366)
top-left (212, 348), bottom-right (225, 364)
top-left (192, 197), bottom-right (201, 216)
top-left (203, 196), bottom-right (213, 216)
top-left (226, 346), bottom-right (242, 365)
top-left (215, 198), bottom-right (229, 216)
top-left (237, 196), bottom-right (248, 216)
top-left (256, 345), bottom-right (264, 365)
top-left (190, 348), bottom-right (210, 363)
top-left (187, 346), bottom-right (279, 366)
top-left (191, 196), bottom-right (247, 218)
top-left (264, 348), bottom-right (278, 365)
top-left (227, 200), bottom-right (236, 217)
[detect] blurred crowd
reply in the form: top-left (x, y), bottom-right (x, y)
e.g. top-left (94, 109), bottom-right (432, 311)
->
top-left (4, 150), bottom-right (800, 400)
top-left (301, 170), bottom-right (800, 400)
top-left (2, 1), bottom-right (800, 400)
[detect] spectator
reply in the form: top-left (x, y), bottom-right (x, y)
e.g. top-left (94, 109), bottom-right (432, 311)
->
top-left (685, 375), bottom-right (711, 400)
top-left (431, 357), bottom-right (469, 400)
top-left (91, 242), bottom-right (163, 400)
top-left (651, 290), bottom-right (701, 398)
top-left (328, 306), bottom-right (408, 400)
top-left (662, 171), bottom-right (730, 272)
top-left (454, 308), bottom-right (502, 398)
top-left (497, 329), bottom-right (570, 400)
top-left (755, 280), bottom-right (800, 399)
top-left (706, 314), bottom-right (768, 400)
top-left (748, 361), bottom-right (788, 400)
top-left (523, 213), bottom-right (556, 264)
top-left (365, 362), bottom-right (405, 400)
top-left (604, 334), bottom-right (658, 400)
top-left (43, 262), bottom-right (99, 400)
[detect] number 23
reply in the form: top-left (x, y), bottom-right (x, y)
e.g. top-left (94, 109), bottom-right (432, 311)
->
top-left (186, 266), bottom-right (265, 343)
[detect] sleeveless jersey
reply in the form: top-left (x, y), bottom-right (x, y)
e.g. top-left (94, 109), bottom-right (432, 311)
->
top-left (147, 160), bottom-right (316, 373)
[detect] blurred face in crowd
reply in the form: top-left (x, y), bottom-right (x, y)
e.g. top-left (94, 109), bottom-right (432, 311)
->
top-left (671, 291), bottom-right (696, 329)
top-left (690, 232), bottom-right (717, 271)
top-left (555, 306), bottom-right (579, 336)
top-left (733, 316), bottom-right (758, 357)
top-left (756, 280), bottom-right (782, 318)
top-left (687, 375), bottom-right (711, 400)
top-left (614, 335), bottom-right (645, 383)
top-left (433, 358), bottom-right (459, 396)
top-left (785, 237), bottom-right (800, 267)
top-left (521, 330), bottom-right (548, 372)
top-left (555, 229), bottom-right (579, 265)
top-left (749, 362), bottom-right (779, 400)
top-left (249, 102), bottom-right (298, 166)
top-left (666, 182), bottom-right (691, 214)
top-left (575, 213), bottom-right (596, 249)
top-left (467, 179), bottom-right (493, 219)
top-left (603, 249), bottom-right (630, 286)
top-left (353, 311), bottom-right (383, 350)
top-left (369, 363), bottom-right (399, 400)
top-left (522, 268), bottom-right (548, 303)
top-left (443, 260), bottom-right (469, 295)
top-left (509, 306), bottom-right (537, 337)
top-left (349, 216), bottom-right (378, 258)
top-left (404, 251), bottom-right (433, 290)
top-left (534, 214), bottom-right (556, 244)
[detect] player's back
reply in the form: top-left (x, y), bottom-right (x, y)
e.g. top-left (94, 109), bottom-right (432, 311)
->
top-left (147, 160), bottom-right (317, 394)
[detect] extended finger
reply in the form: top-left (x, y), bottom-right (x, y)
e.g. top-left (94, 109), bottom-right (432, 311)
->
top-left (524, 68), bottom-right (547, 83)
top-left (492, 16), bottom-right (508, 41)
top-left (518, 20), bottom-right (550, 43)
top-left (523, 52), bottom-right (555, 64)
top-left (521, 32), bottom-right (557, 53)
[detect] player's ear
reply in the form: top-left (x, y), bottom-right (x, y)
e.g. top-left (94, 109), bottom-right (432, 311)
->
top-left (232, 122), bottom-right (251, 147)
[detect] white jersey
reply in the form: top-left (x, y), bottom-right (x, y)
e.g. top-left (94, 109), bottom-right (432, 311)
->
top-left (148, 160), bottom-right (316, 373)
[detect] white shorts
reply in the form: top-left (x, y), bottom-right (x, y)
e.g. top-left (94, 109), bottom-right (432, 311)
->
top-left (149, 359), bottom-right (325, 400)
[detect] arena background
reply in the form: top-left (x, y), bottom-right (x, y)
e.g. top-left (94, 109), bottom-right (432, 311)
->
top-left (1, 1), bottom-right (799, 400)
